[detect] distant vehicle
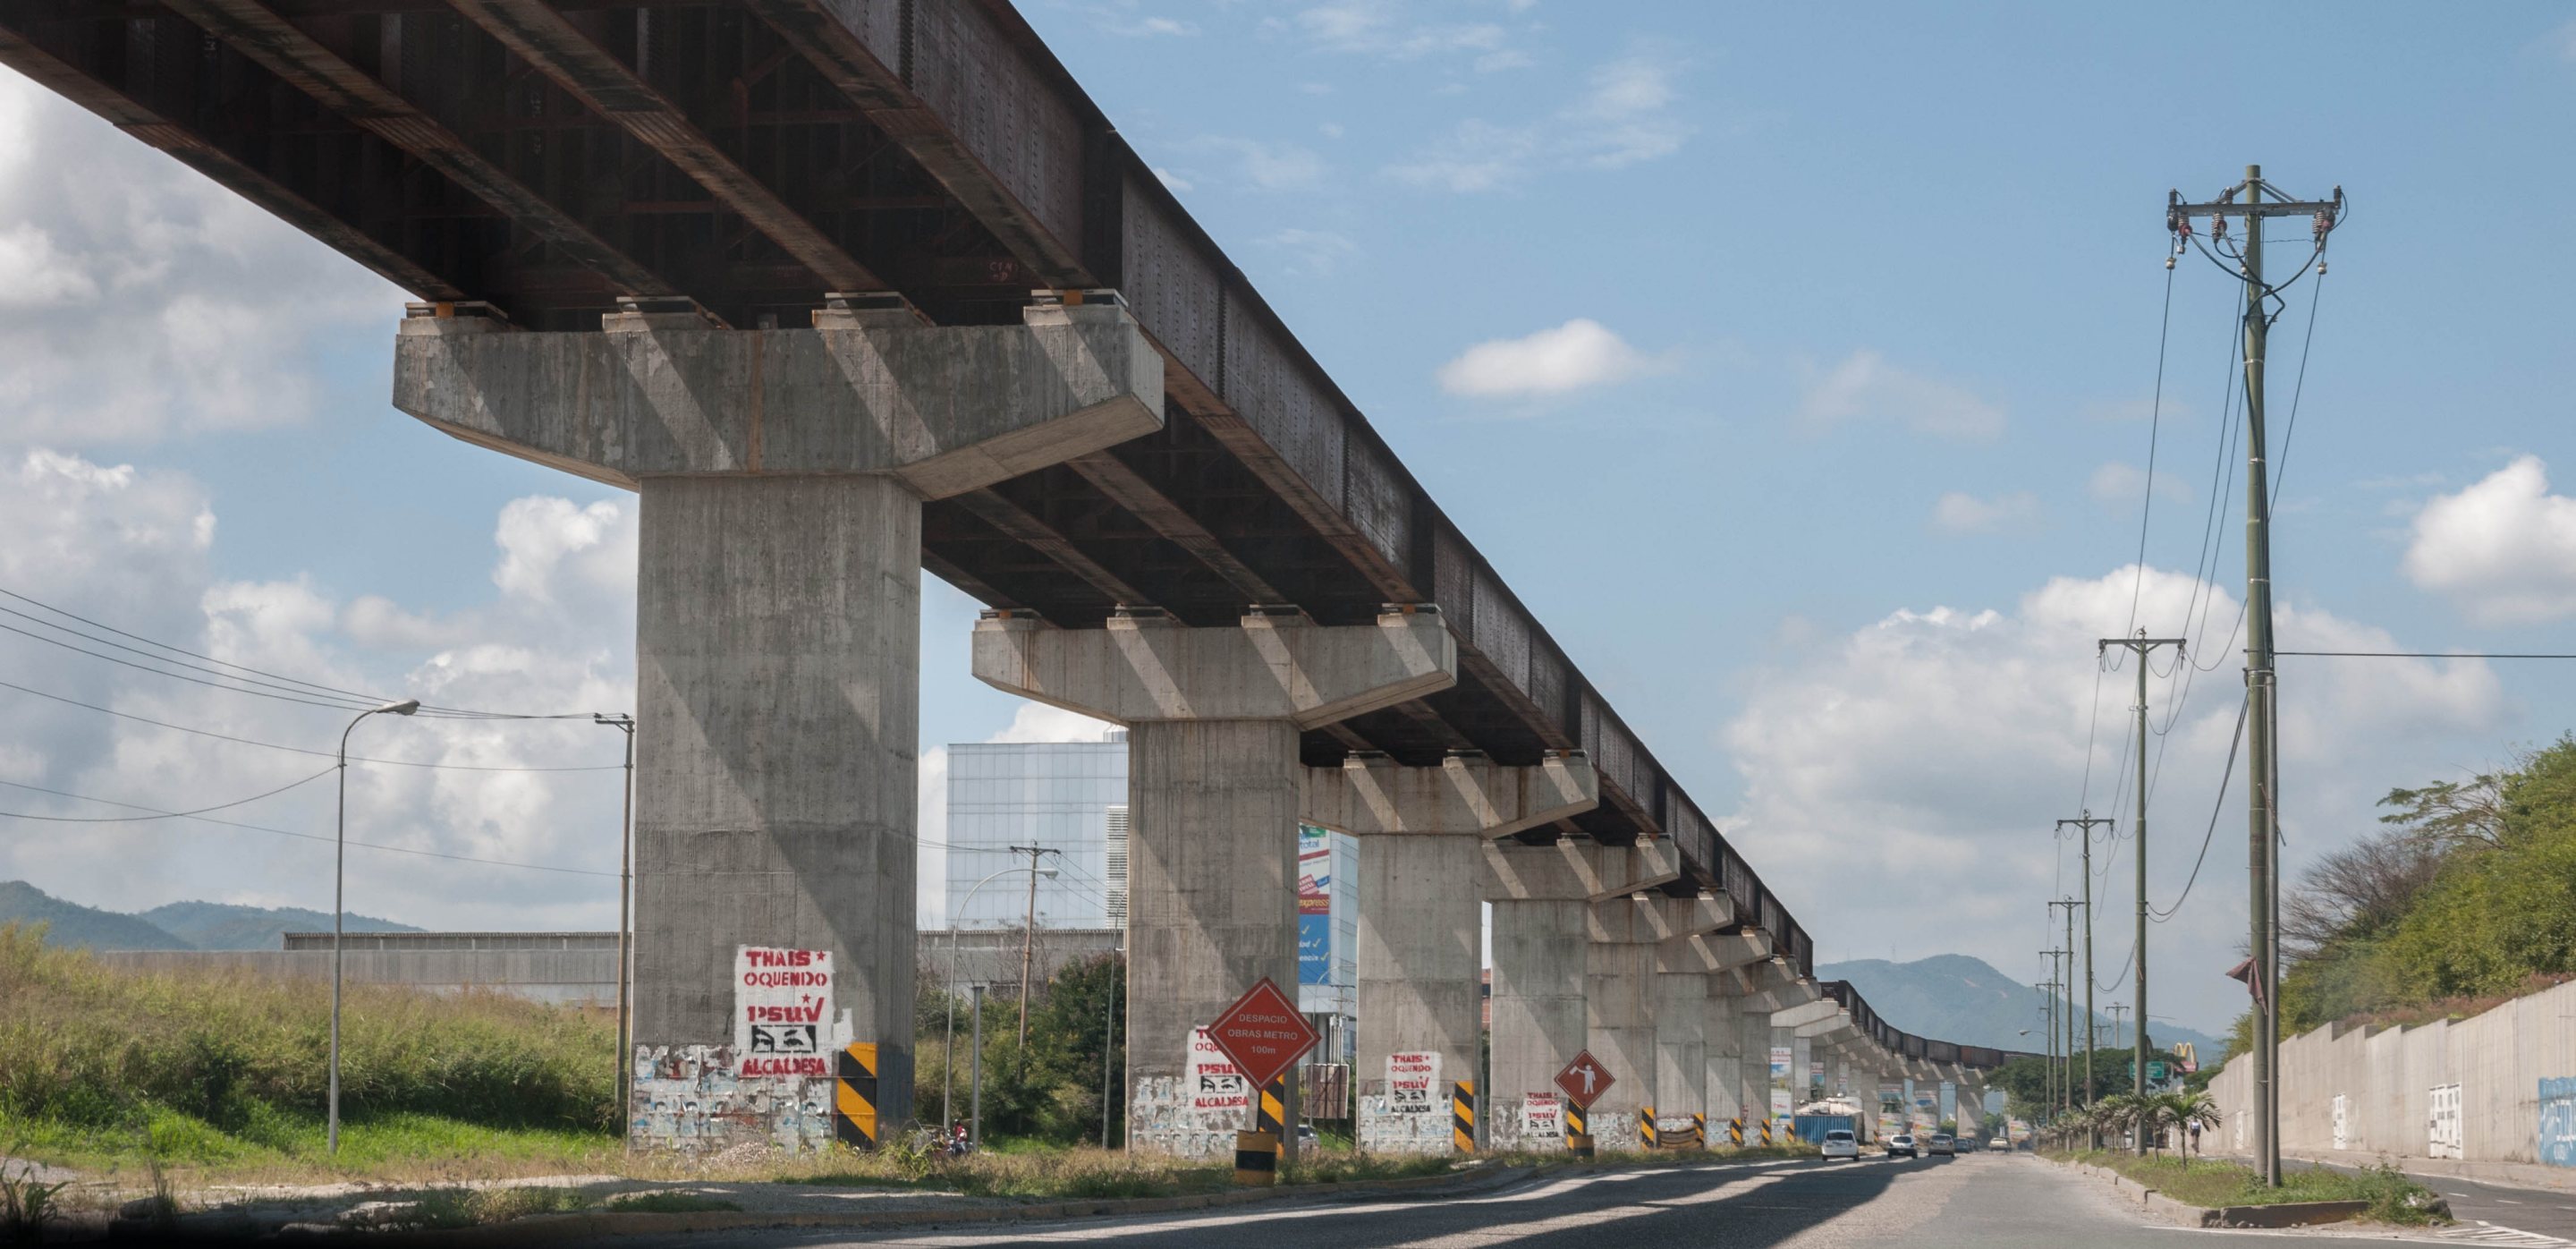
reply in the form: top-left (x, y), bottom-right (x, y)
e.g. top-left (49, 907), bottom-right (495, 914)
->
top-left (1885, 1134), bottom-right (1917, 1158)
top-left (1296, 1124), bottom-right (1319, 1147)
top-left (1819, 1128), bottom-right (1860, 1161)
top-left (1927, 1134), bottom-right (1954, 1156)
top-left (1987, 1136), bottom-right (2012, 1152)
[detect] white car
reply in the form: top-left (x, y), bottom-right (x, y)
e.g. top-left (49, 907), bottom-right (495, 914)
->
top-left (1988, 1135), bottom-right (2012, 1152)
top-left (1819, 1128), bottom-right (1860, 1161)
top-left (1885, 1134), bottom-right (1917, 1158)
top-left (1928, 1133), bottom-right (1955, 1156)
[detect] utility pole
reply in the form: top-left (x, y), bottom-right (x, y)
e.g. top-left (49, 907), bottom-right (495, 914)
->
top-left (2040, 948), bottom-right (2065, 1120)
top-left (2108, 1003), bottom-right (2128, 1053)
top-left (2057, 814), bottom-right (2113, 1118)
top-left (1010, 844), bottom-right (1061, 1049)
top-left (2169, 165), bottom-right (2342, 1189)
top-left (2048, 901), bottom-right (2085, 1113)
top-left (593, 713), bottom-right (636, 1131)
top-left (2099, 632), bottom-right (2184, 1153)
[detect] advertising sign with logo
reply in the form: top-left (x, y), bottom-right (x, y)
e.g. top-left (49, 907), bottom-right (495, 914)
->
top-left (734, 946), bottom-right (833, 1076)
top-left (1769, 1089), bottom-right (1793, 1119)
top-left (1809, 1060), bottom-right (1824, 1087)
top-left (1523, 1092), bottom-right (1563, 1137)
top-left (1769, 1046), bottom-right (1792, 1081)
top-left (1386, 1050), bottom-right (1440, 1115)
top-left (2540, 1077), bottom-right (2576, 1168)
top-left (1188, 1027), bottom-right (1250, 1115)
top-left (1298, 825), bottom-right (1333, 986)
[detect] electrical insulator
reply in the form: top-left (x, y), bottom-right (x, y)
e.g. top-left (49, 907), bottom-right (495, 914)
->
top-left (2212, 216), bottom-right (2227, 239)
top-left (2317, 260), bottom-right (2327, 276)
top-left (2164, 256), bottom-right (2175, 270)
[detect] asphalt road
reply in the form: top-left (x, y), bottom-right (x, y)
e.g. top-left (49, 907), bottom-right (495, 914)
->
top-left (606, 1150), bottom-right (2473, 1248)
top-left (2315, 1161), bottom-right (2576, 1246)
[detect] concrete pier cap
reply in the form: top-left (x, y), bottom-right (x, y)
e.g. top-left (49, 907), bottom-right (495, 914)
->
top-left (971, 603), bottom-right (1458, 1160)
top-left (1301, 750), bottom-right (1597, 1154)
top-left (389, 290), bottom-right (1166, 1154)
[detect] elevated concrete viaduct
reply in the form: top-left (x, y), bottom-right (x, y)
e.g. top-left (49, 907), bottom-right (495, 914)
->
top-left (0, 0), bottom-right (2034, 1156)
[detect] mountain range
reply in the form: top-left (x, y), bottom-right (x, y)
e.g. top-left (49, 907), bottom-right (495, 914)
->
top-left (0, 879), bottom-right (419, 950)
top-left (1817, 953), bottom-right (2229, 1063)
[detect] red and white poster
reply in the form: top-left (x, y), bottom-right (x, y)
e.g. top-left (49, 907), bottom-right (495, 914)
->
top-left (1523, 1092), bottom-right (1563, 1136)
top-left (734, 946), bottom-right (833, 1077)
top-left (1386, 1051), bottom-right (1440, 1115)
top-left (1188, 1027), bottom-right (1250, 1115)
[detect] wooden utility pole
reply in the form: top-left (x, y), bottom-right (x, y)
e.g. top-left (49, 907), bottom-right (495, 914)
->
top-left (2048, 900), bottom-right (2085, 1114)
top-left (2167, 166), bottom-right (2342, 1186)
top-left (2056, 814), bottom-right (2113, 1117)
top-left (2098, 632), bottom-right (2184, 1153)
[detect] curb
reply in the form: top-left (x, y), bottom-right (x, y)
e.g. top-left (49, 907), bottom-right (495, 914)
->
top-left (2055, 1158), bottom-right (2371, 1229)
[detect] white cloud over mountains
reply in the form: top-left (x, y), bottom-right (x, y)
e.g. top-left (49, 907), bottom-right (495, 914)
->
top-left (1721, 565), bottom-right (2504, 1027)
top-left (0, 447), bottom-right (638, 927)
top-left (2402, 455), bottom-right (2576, 625)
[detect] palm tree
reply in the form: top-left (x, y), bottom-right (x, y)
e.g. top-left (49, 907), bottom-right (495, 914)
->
top-left (2140, 1091), bottom-right (2220, 1158)
top-left (2089, 1092), bottom-right (2146, 1151)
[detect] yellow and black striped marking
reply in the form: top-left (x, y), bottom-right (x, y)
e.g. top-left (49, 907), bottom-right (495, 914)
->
top-left (1257, 1075), bottom-right (1287, 1139)
top-left (1640, 1104), bottom-right (1658, 1150)
top-left (1729, 1116), bottom-right (1745, 1146)
top-left (1690, 1113), bottom-right (1707, 1150)
top-left (1758, 1117), bottom-right (1774, 1146)
top-left (832, 1042), bottom-right (878, 1151)
top-left (1233, 1129), bottom-right (1279, 1185)
top-left (1565, 1102), bottom-right (1592, 1158)
top-left (1451, 1080), bottom-right (1476, 1154)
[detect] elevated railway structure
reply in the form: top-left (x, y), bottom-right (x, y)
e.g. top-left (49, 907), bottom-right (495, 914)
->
top-left (1, 0), bottom-right (2018, 1154)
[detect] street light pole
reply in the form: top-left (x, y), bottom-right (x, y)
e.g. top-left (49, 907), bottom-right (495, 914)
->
top-left (943, 863), bottom-right (1058, 1131)
top-left (595, 714), bottom-right (635, 1134)
top-left (331, 697), bottom-right (419, 1156)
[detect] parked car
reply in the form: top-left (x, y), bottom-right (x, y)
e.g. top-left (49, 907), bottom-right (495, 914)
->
top-left (1987, 1135), bottom-right (2012, 1152)
top-left (1296, 1124), bottom-right (1319, 1147)
top-left (1927, 1133), bottom-right (1954, 1156)
top-left (1819, 1128), bottom-right (1860, 1161)
top-left (1885, 1134), bottom-right (1917, 1158)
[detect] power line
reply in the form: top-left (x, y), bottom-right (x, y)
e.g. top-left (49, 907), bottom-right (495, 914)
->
top-left (2151, 687), bottom-right (2249, 922)
top-left (0, 585), bottom-right (594, 720)
top-left (2279, 650), bottom-right (2576, 660)
top-left (0, 678), bottom-right (623, 772)
top-left (0, 767), bottom-right (334, 822)
top-left (0, 777), bottom-right (615, 877)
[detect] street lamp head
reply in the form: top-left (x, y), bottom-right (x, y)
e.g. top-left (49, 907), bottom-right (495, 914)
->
top-left (377, 699), bottom-right (421, 716)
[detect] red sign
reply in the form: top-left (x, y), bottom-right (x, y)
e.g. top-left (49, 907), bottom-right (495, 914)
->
top-left (1204, 977), bottom-right (1319, 1090)
top-left (1555, 1049), bottom-right (1614, 1109)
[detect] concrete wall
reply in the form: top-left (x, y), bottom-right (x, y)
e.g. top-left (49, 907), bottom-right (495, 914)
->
top-left (2207, 977), bottom-right (2576, 1166)
top-left (93, 948), bottom-right (615, 1007)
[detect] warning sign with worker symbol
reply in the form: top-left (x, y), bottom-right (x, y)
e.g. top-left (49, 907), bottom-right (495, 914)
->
top-left (1554, 1049), bottom-right (1614, 1109)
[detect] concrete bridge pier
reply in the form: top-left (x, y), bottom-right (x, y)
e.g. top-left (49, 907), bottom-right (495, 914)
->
top-left (1302, 752), bottom-right (1597, 1153)
top-left (1480, 839), bottom-right (1675, 1148)
top-left (393, 293), bottom-right (1163, 1152)
top-left (973, 605), bottom-right (1454, 1160)
top-left (1640, 897), bottom-right (1733, 1147)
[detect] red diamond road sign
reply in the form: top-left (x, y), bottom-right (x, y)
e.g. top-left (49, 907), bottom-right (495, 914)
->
top-left (1555, 1049), bottom-right (1614, 1109)
top-left (1204, 977), bottom-right (1319, 1091)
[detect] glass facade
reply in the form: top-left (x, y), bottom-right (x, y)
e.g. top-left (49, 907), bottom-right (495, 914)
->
top-left (944, 736), bottom-right (1128, 929)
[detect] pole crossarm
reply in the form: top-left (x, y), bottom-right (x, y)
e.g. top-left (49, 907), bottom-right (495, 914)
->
top-left (2098, 633), bottom-right (2183, 1154)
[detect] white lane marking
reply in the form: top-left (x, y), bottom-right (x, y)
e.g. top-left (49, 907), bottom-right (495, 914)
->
top-left (2429, 1221), bottom-right (2576, 1247)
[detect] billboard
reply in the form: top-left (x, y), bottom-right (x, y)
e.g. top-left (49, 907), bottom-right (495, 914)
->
top-left (1298, 824), bottom-right (1333, 985)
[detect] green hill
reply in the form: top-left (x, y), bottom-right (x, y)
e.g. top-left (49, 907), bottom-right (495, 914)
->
top-left (0, 881), bottom-right (417, 951)
top-left (0, 879), bottom-right (191, 949)
top-left (141, 899), bottom-right (419, 950)
top-left (1818, 952), bottom-right (2227, 1062)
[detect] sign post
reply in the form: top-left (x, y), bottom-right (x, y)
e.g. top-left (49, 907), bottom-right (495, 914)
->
top-left (1203, 978), bottom-right (1319, 1185)
top-left (1554, 1049), bottom-right (1615, 1159)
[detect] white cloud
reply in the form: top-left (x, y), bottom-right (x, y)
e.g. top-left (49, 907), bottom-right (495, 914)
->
top-left (2089, 460), bottom-right (2193, 506)
top-left (1435, 319), bottom-right (1655, 400)
top-left (2550, 19), bottom-right (2576, 62)
top-left (1383, 48), bottom-right (1691, 191)
top-left (2402, 455), bottom-right (2576, 625)
top-left (1569, 55), bottom-right (1690, 167)
top-left (1257, 227), bottom-right (1360, 276)
top-left (1722, 565), bottom-right (2504, 1028)
top-left (986, 701), bottom-right (1120, 745)
top-left (1385, 120), bottom-right (1541, 193)
top-left (1930, 490), bottom-right (2039, 536)
top-left (0, 69), bottom-right (394, 443)
top-left (1191, 137), bottom-right (1327, 191)
top-left (1797, 350), bottom-right (2005, 439)
top-left (0, 446), bottom-right (639, 929)
top-left (1149, 166), bottom-right (1194, 193)
top-left (1293, 2), bottom-right (1508, 60)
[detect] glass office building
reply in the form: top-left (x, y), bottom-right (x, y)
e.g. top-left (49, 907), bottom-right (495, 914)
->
top-left (944, 736), bottom-right (1129, 929)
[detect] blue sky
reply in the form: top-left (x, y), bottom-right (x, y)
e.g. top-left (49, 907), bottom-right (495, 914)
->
top-left (4, 2), bottom-right (2574, 1034)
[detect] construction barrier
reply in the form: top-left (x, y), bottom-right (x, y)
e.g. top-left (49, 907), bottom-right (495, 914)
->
top-left (1452, 1080), bottom-right (1476, 1153)
top-left (832, 1042), bottom-right (878, 1150)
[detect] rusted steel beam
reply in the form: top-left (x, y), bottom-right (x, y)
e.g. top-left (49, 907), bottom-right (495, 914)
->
top-left (0, 26), bottom-right (465, 302)
top-left (442, 0), bottom-right (886, 293)
top-left (1061, 450), bottom-right (1284, 607)
top-left (158, 0), bottom-right (681, 306)
top-left (742, 0), bottom-right (1091, 287)
top-left (949, 489), bottom-right (1153, 609)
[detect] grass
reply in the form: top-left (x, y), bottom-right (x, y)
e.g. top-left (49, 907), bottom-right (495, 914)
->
top-left (2053, 1149), bottom-right (2449, 1226)
top-left (606, 1192), bottom-right (742, 1213)
top-left (0, 922), bottom-right (618, 1184)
